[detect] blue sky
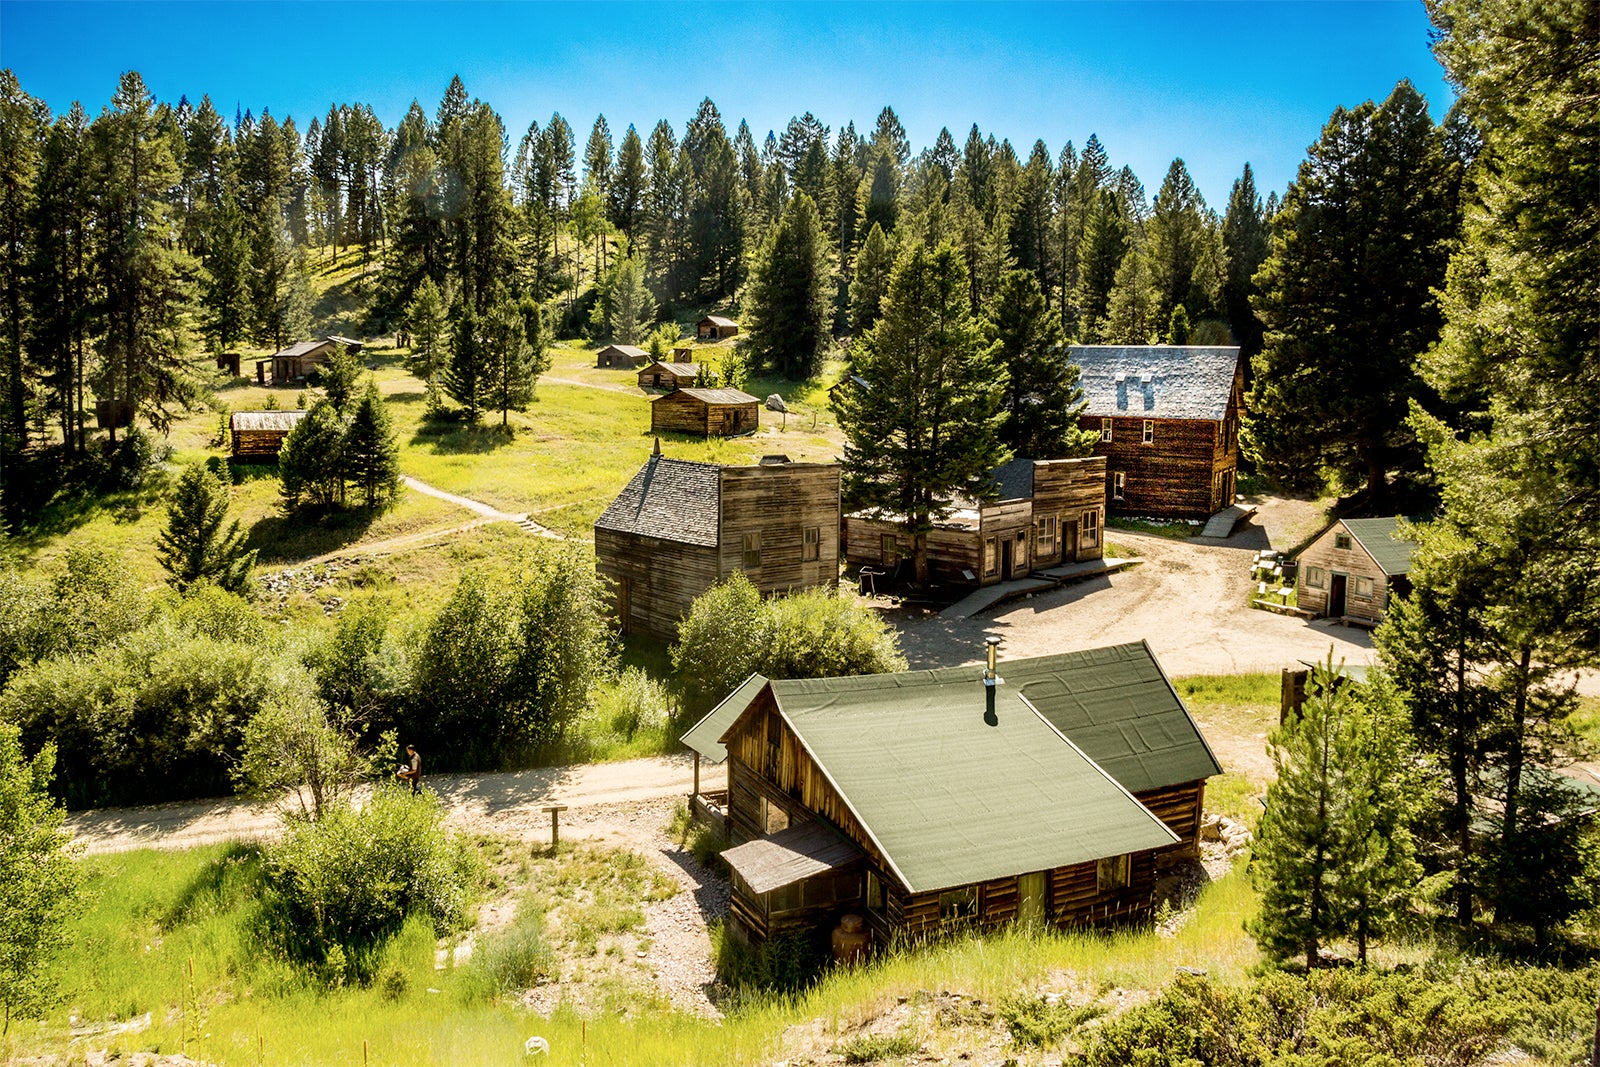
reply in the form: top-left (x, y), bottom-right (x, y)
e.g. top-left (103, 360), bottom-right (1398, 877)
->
top-left (0, 1), bottom-right (1451, 206)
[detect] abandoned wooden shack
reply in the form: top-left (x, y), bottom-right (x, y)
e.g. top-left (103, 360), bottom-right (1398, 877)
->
top-left (325, 334), bottom-right (364, 353)
top-left (230, 410), bottom-right (307, 460)
top-left (1070, 345), bottom-right (1244, 519)
top-left (697, 315), bottom-right (739, 340)
top-left (214, 352), bottom-right (242, 376)
top-left (266, 338), bottom-right (339, 385)
top-left (593, 449), bottom-right (841, 641)
top-left (672, 345), bottom-right (696, 363)
top-left (597, 344), bottom-right (650, 369)
top-left (1295, 516), bottom-right (1420, 625)
top-left (844, 456), bottom-right (1107, 586)
top-left (637, 361), bottom-right (702, 390)
top-left (679, 640), bottom-right (1219, 949)
top-left (651, 387), bottom-right (760, 437)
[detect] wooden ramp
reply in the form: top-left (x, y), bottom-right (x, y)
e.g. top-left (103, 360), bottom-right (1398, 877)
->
top-left (1197, 503), bottom-right (1257, 540)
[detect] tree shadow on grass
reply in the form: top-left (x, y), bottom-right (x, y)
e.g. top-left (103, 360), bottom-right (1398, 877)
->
top-left (409, 417), bottom-right (518, 455)
top-left (162, 841), bottom-right (266, 927)
top-left (246, 506), bottom-right (382, 564)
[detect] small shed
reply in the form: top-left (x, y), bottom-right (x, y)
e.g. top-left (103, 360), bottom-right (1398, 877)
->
top-left (672, 345), bottom-right (695, 363)
top-left (230, 410), bottom-right (307, 461)
top-left (269, 339), bottom-right (339, 385)
top-left (697, 315), bottom-right (739, 341)
top-left (597, 344), bottom-right (650, 369)
top-left (214, 352), bottom-right (242, 376)
top-left (638, 361), bottom-right (702, 390)
top-left (651, 387), bottom-right (759, 436)
top-left (1295, 516), bottom-right (1422, 624)
top-left (325, 334), bottom-right (364, 354)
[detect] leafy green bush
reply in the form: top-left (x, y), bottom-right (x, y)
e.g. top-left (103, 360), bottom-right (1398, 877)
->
top-left (711, 922), bottom-right (826, 995)
top-left (260, 786), bottom-right (480, 984)
top-left (836, 1030), bottom-right (921, 1063)
top-left (595, 667), bottom-right (672, 742)
top-left (998, 993), bottom-right (1103, 1048)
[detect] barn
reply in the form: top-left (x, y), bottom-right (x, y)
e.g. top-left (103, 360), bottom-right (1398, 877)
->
top-left (681, 640), bottom-right (1220, 950)
top-left (230, 410), bottom-right (307, 461)
top-left (593, 449), bottom-right (841, 642)
top-left (651, 387), bottom-right (759, 437)
top-left (637, 361), bottom-right (702, 390)
top-left (1071, 345), bottom-right (1244, 519)
top-left (597, 344), bottom-right (650, 369)
top-left (845, 456), bottom-right (1107, 586)
top-left (1295, 516), bottom-right (1421, 625)
top-left (697, 315), bottom-right (739, 341)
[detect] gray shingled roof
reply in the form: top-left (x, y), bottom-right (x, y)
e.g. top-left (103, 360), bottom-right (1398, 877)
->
top-left (988, 457), bottom-right (1036, 501)
top-left (642, 361), bottom-right (702, 379)
top-left (664, 387), bottom-right (760, 406)
top-left (1342, 517), bottom-right (1422, 576)
top-left (701, 315), bottom-right (738, 328)
top-left (1070, 345), bottom-right (1240, 421)
top-left (600, 344), bottom-right (648, 358)
top-left (594, 455), bottom-right (721, 546)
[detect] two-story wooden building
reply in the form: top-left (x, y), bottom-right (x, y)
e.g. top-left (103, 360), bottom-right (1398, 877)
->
top-left (1295, 516), bottom-right (1421, 625)
top-left (843, 456), bottom-right (1106, 586)
top-left (681, 641), bottom-right (1220, 949)
top-left (1070, 345), bottom-right (1244, 519)
top-left (594, 448), bottom-right (841, 642)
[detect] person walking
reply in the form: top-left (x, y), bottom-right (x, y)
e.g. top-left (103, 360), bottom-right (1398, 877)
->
top-left (396, 744), bottom-right (422, 795)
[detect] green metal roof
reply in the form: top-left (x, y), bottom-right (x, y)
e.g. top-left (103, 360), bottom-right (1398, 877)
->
top-left (768, 671), bottom-right (1179, 894)
top-left (1341, 517), bottom-right (1422, 577)
top-left (679, 673), bottom-right (768, 764)
top-left (1003, 642), bottom-right (1224, 795)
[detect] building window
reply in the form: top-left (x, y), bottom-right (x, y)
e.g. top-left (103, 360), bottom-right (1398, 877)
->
top-left (1080, 510), bottom-right (1099, 547)
top-left (1097, 853), bottom-right (1131, 892)
top-left (880, 534), bottom-right (899, 565)
top-left (1100, 418), bottom-right (1113, 442)
top-left (803, 526), bottom-right (821, 562)
top-left (742, 532), bottom-right (762, 570)
top-left (866, 870), bottom-right (886, 913)
top-left (759, 795), bottom-right (790, 835)
top-left (1142, 420), bottom-right (1154, 444)
top-left (1352, 576), bottom-right (1374, 599)
top-left (1304, 566), bottom-right (1326, 590)
top-left (1112, 472), bottom-right (1126, 501)
top-left (1037, 515), bottom-right (1057, 555)
top-left (1334, 533), bottom-right (1352, 551)
top-left (939, 886), bottom-right (977, 923)
top-left (767, 882), bottom-right (801, 914)
top-left (983, 537), bottom-right (999, 577)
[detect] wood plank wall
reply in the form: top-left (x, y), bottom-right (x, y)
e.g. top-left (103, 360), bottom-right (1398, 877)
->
top-left (1031, 458), bottom-right (1107, 564)
top-left (1295, 524), bottom-right (1394, 621)
top-left (649, 393), bottom-right (758, 436)
top-left (593, 528), bottom-right (721, 642)
top-left (231, 429), bottom-right (291, 460)
top-left (717, 464), bottom-right (840, 595)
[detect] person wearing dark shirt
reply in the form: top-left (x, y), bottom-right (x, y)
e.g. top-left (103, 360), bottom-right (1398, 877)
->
top-left (396, 744), bottom-right (422, 795)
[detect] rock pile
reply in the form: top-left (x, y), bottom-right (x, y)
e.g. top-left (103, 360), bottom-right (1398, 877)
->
top-left (1200, 812), bottom-right (1254, 857)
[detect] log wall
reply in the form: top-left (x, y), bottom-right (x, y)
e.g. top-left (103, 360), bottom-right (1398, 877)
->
top-left (231, 429), bottom-right (291, 460)
top-left (650, 393), bottom-right (757, 436)
top-left (594, 528), bottom-right (720, 642)
top-left (1134, 780), bottom-right (1206, 868)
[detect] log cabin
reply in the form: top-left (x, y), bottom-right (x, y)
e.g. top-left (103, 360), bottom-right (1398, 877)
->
top-left (593, 448), bottom-right (841, 642)
top-left (843, 456), bottom-right (1106, 587)
top-left (1295, 516), bottom-right (1420, 625)
top-left (230, 410), bottom-right (307, 461)
top-left (1070, 345), bottom-right (1244, 519)
top-left (637, 361), bottom-right (702, 390)
top-left (597, 344), bottom-right (650, 369)
top-left (697, 315), bottom-right (739, 340)
top-left (683, 640), bottom-right (1220, 950)
top-left (267, 338), bottom-right (339, 385)
top-left (651, 387), bottom-right (760, 437)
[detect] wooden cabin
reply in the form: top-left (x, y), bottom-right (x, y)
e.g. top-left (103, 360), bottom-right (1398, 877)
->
top-left (267, 339), bottom-right (339, 385)
top-left (651, 387), bottom-right (759, 437)
top-left (597, 344), bottom-right (650, 369)
top-left (214, 352), bottom-right (242, 376)
top-left (1295, 516), bottom-right (1420, 625)
top-left (1071, 345), bottom-right (1244, 519)
top-left (594, 450), bottom-right (841, 642)
top-left (672, 345), bottom-right (695, 363)
top-left (230, 410), bottom-right (307, 461)
top-left (845, 457), bottom-right (1106, 587)
top-left (697, 315), bottom-right (739, 341)
top-left (681, 641), bottom-right (1220, 950)
top-left (637, 361), bottom-right (702, 390)
top-left (325, 334), bottom-right (364, 354)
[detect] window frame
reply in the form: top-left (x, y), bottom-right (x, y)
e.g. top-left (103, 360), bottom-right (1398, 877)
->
top-left (1080, 509), bottom-right (1099, 547)
top-left (802, 525), bottom-right (821, 562)
top-left (1334, 533), bottom-right (1352, 551)
top-left (1100, 417), bottom-right (1113, 443)
top-left (1142, 419), bottom-right (1154, 444)
top-left (1037, 514), bottom-right (1057, 556)
top-left (1112, 472), bottom-right (1126, 500)
top-left (1097, 853), bottom-right (1131, 892)
top-left (742, 531), bottom-right (762, 570)
top-left (983, 537), bottom-right (999, 577)
top-left (1352, 575), bottom-right (1375, 599)
top-left (939, 886), bottom-right (978, 924)
top-left (1304, 566), bottom-right (1327, 590)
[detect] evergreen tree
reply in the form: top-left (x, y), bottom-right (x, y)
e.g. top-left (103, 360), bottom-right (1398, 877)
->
top-left (1103, 244), bottom-right (1159, 345)
top-left (1249, 80), bottom-right (1459, 501)
top-left (480, 297), bottom-right (538, 427)
top-left (318, 345), bottom-right (366, 415)
top-left (1074, 189), bottom-right (1127, 341)
top-left (278, 399), bottom-right (346, 511)
top-left (609, 124), bottom-right (645, 243)
top-left (1221, 162), bottom-right (1269, 365)
top-left (199, 184), bottom-right (251, 356)
top-left (848, 222), bottom-right (893, 335)
top-left (342, 380), bottom-right (402, 510)
top-left (155, 463), bottom-right (257, 594)
top-left (1145, 158), bottom-right (1215, 324)
top-left (602, 255), bottom-right (656, 346)
top-left (985, 269), bottom-right (1095, 459)
top-left (0, 74), bottom-right (45, 478)
top-left (746, 192), bottom-right (832, 379)
top-left (28, 102), bottom-right (93, 456)
top-left (583, 114), bottom-right (613, 203)
top-left (1250, 662), bottom-right (1419, 968)
top-left (833, 243), bottom-right (1008, 585)
top-left (444, 304), bottom-right (489, 423)
top-left (404, 276), bottom-right (447, 379)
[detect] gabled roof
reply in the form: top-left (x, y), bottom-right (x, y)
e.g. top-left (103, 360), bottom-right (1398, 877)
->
top-left (1070, 345), bottom-right (1241, 422)
top-left (700, 315), bottom-right (738, 328)
top-left (662, 387), bottom-right (760, 406)
top-left (641, 361), bottom-right (701, 378)
top-left (681, 672), bottom-right (768, 764)
top-left (230, 410), bottom-right (307, 433)
top-left (272, 339), bottom-right (336, 359)
top-left (600, 344), bottom-right (648, 358)
top-left (324, 334), bottom-right (363, 347)
top-left (1341, 517), bottom-right (1422, 576)
top-left (594, 455), bottom-right (721, 546)
top-left (722, 821), bottom-right (864, 893)
top-left (741, 668), bottom-right (1179, 893)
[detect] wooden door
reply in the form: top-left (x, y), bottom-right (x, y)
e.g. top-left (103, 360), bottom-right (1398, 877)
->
top-left (1001, 538), bottom-right (1014, 579)
top-left (1329, 573), bottom-right (1347, 618)
top-left (618, 578), bottom-right (632, 633)
top-left (1064, 519), bottom-right (1078, 563)
top-left (1017, 871), bottom-right (1047, 927)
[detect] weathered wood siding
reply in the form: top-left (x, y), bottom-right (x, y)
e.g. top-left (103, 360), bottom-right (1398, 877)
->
top-left (1134, 780), bottom-right (1205, 867)
top-left (1295, 523), bottom-right (1394, 622)
top-left (1030, 458), bottom-right (1107, 565)
top-left (231, 429), bottom-right (291, 460)
top-left (718, 464), bottom-right (839, 595)
top-left (844, 516), bottom-right (984, 584)
top-left (637, 364), bottom-right (698, 390)
top-left (594, 528), bottom-right (720, 642)
top-left (650, 393), bottom-right (758, 436)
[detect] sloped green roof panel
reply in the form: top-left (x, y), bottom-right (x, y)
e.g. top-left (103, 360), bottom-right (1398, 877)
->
top-left (1342, 517), bottom-right (1423, 577)
top-left (680, 672), bottom-right (768, 764)
top-left (772, 672), bottom-right (1179, 894)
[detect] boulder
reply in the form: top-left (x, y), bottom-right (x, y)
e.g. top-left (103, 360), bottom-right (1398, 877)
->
top-left (1200, 813), bottom-right (1224, 842)
top-left (765, 393), bottom-right (788, 413)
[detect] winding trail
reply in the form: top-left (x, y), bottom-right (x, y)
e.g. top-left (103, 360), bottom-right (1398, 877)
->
top-left (400, 475), bottom-right (564, 538)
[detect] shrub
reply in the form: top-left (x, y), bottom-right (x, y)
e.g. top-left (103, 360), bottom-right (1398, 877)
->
top-left (836, 1030), bottom-right (921, 1064)
top-left (711, 922), bottom-right (826, 995)
top-left (260, 786), bottom-right (479, 983)
top-left (457, 900), bottom-right (554, 1002)
top-left (998, 993), bottom-right (1103, 1048)
top-left (595, 667), bottom-right (671, 742)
